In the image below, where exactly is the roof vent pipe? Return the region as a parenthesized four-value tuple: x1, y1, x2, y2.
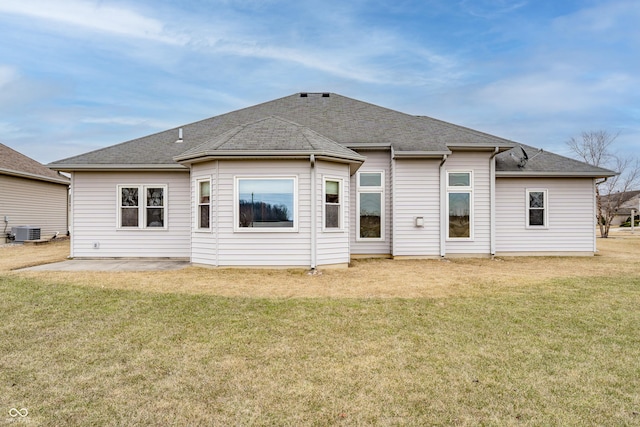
(176, 127, 183, 143)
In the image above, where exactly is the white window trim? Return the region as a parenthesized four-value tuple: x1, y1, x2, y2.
(116, 184, 168, 230)
(233, 176, 298, 233)
(356, 170, 385, 241)
(195, 177, 212, 232)
(446, 171, 474, 241)
(322, 176, 344, 232)
(526, 188, 549, 229)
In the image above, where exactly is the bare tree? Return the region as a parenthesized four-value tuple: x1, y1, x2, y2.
(567, 130, 640, 237)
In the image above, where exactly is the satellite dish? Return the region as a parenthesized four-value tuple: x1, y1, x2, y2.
(508, 145, 529, 169)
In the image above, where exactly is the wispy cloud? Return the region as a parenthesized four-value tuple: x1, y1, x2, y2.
(0, 0, 186, 44)
(81, 116, 171, 129)
(0, 66, 18, 88)
(0, 0, 460, 87)
(459, 0, 528, 19)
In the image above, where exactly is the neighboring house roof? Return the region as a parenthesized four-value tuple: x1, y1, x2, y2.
(600, 190, 640, 216)
(0, 143, 70, 185)
(48, 92, 615, 178)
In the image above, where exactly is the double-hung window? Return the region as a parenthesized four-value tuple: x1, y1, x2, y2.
(118, 185, 167, 229)
(324, 178, 343, 230)
(447, 171, 473, 239)
(235, 177, 297, 231)
(197, 179, 211, 230)
(356, 171, 384, 240)
(526, 189, 548, 228)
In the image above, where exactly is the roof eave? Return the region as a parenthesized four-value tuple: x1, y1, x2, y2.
(447, 142, 515, 152)
(496, 170, 618, 178)
(49, 163, 189, 172)
(393, 150, 452, 159)
(345, 142, 392, 150)
(1, 167, 70, 185)
(174, 150, 366, 164)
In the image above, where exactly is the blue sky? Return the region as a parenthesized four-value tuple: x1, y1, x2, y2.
(0, 0, 638, 164)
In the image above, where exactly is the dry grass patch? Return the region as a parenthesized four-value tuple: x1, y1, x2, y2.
(1, 235, 640, 425)
(1, 274, 639, 425)
(0, 239, 69, 271)
(5, 234, 640, 298)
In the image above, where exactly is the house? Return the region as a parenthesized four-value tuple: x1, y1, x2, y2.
(48, 93, 615, 267)
(600, 190, 640, 226)
(1, 143, 70, 242)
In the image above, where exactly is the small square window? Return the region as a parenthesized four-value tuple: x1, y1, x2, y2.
(359, 172, 382, 187)
(448, 172, 470, 187)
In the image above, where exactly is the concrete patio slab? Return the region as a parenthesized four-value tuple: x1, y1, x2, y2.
(18, 260, 190, 272)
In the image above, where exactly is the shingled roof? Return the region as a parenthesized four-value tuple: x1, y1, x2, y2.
(48, 92, 615, 177)
(0, 143, 69, 184)
(176, 116, 365, 163)
(495, 144, 616, 177)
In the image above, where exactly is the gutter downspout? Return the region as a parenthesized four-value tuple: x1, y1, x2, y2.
(391, 146, 396, 257)
(439, 154, 448, 257)
(69, 172, 75, 258)
(215, 160, 219, 267)
(310, 154, 317, 269)
(490, 147, 499, 256)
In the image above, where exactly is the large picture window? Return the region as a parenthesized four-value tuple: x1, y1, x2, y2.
(236, 177, 296, 231)
(324, 178, 343, 230)
(357, 171, 384, 240)
(118, 185, 167, 229)
(447, 171, 473, 239)
(527, 189, 548, 228)
(197, 179, 211, 230)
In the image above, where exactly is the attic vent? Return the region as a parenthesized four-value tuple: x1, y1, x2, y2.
(322, 93, 330, 97)
(300, 93, 308, 97)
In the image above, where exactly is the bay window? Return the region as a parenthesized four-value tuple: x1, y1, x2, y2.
(324, 178, 343, 230)
(235, 177, 297, 231)
(197, 179, 211, 230)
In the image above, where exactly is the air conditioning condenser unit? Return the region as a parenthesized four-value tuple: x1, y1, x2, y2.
(11, 226, 41, 242)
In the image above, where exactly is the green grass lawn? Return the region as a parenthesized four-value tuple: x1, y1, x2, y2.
(1, 274, 639, 426)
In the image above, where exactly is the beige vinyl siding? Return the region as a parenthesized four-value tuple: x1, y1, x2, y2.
(495, 178, 596, 253)
(71, 171, 191, 258)
(350, 150, 392, 255)
(190, 162, 217, 266)
(190, 159, 350, 267)
(316, 161, 351, 266)
(392, 159, 440, 256)
(0, 175, 68, 238)
(215, 160, 312, 267)
(445, 152, 491, 255)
